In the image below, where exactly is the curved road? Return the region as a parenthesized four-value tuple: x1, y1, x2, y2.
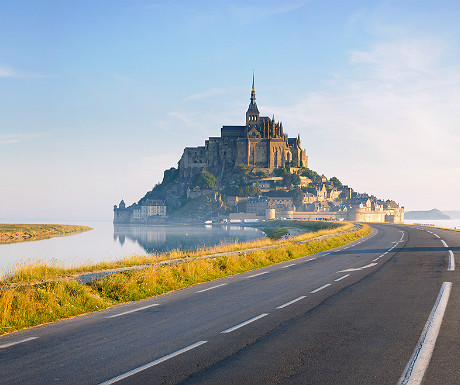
(0, 223, 458, 385)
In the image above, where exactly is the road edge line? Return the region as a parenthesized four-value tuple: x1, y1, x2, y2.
(398, 281, 453, 385)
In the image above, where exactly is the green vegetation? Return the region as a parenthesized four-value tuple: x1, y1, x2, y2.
(0, 221, 370, 335)
(194, 171, 216, 189)
(0, 224, 92, 244)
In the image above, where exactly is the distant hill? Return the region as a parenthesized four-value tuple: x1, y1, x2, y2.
(405, 209, 450, 220)
(442, 210, 460, 219)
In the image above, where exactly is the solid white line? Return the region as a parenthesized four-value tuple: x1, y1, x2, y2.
(221, 313, 268, 333)
(334, 274, 350, 282)
(398, 282, 452, 385)
(448, 250, 455, 271)
(0, 337, 38, 349)
(310, 283, 331, 293)
(373, 255, 384, 262)
(246, 271, 268, 279)
(98, 340, 208, 385)
(281, 263, 296, 269)
(276, 296, 306, 309)
(197, 283, 227, 293)
(106, 304, 159, 318)
(440, 239, 448, 248)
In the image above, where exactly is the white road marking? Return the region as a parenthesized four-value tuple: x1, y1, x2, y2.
(305, 257, 316, 262)
(106, 304, 159, 318)
(0, 337, 38, 349)
(440, 239, 448, 248)
(334, 274, 350, 282)
(310, 283, 331, 293)
(448, 250, 455, 271)
(338, 262, 377, 273)
(197, 283, 227, 293)
(221, 313, 268, 334)
(322, 253, 330, 256)
(276, 296, 306, 309)
(281, 263, 296, 269)
(373, 255, 384, 262)
(98, 340, 208, 385)
(433, 233, 440, 238)
(398, 282, 452, 385)
(246, 271, 268, 279)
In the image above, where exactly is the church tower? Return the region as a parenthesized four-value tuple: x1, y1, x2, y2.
(246, 71, 260, 126)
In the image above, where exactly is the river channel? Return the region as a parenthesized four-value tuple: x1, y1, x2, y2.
(0, 221, 264, 272)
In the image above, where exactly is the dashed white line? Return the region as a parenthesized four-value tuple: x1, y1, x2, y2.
(448, 250, 455, 271)
(334, 274, 350, 282)
(305, 257, 316, 262)
(246, 271, 268, 279)
(398, 282, 452, 385)
(197, 283, 227, 293)
(98, 340, 208, 385)
(0, 337, 38, 349)
(440, 239, 448, 248)
(276, 296, 306, 309)
(322, 253, 330, 256)
(221, 313, 268, 333)
(106, 304, 159, 318)
(433, 233, 440, 238)
(338, 262, 377, 273)
(281, 263, 296, 269)
(310, 283, 331, 293)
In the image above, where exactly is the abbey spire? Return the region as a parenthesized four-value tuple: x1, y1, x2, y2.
(246, 70, 260, 125)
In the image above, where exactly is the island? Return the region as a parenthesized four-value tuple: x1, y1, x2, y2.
(114, 74, 404, 224)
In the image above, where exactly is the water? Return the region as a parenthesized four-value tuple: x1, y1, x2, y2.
(0, 221, 264, 271)
(404, 218, 460, 230)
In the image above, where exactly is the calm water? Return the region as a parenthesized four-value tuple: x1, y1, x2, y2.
(404, 218, 460, 229)
(0, 221, 264, 271)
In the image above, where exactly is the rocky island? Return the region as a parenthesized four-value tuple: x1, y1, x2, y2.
(114, 75, 404, 224)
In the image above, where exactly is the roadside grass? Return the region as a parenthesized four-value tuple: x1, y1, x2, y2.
(0, 224, 92, 244)
(0, 280, 111, 335)
(0, 223, 370, 335)
(1, 221, 351, 285)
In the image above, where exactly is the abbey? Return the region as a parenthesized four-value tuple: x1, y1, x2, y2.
(179, 74, 307, 178)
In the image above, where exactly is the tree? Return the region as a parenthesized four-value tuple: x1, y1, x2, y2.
(291, 187, 304, 208)
(330, 176, 343, 189)
(291, 173, 301, 186)
(282, 173, 293, 188)
(195, 171, 216, 189)
(306, 182, 316, 195)
(300, 168, 319, 181)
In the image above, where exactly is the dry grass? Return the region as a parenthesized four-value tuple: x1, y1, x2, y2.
(0, 224, 92, 244)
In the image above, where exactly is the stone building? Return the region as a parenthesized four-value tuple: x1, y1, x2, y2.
(179, 73, 308, 178)
(113, 199, 166, 223)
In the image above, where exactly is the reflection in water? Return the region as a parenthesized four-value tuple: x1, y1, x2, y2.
(113, 224, 263, 253)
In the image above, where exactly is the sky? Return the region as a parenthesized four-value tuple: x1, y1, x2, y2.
(1, 0, 459, 222)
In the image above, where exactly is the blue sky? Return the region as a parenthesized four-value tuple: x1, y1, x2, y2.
(1, 0, 459, 221)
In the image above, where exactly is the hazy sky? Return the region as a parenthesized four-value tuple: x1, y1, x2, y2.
(1, 0, 459, 221)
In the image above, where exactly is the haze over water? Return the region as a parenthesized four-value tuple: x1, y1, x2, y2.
(0, 222, 264, 272)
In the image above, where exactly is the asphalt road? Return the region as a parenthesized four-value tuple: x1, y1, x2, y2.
(0, 223, 458, 385)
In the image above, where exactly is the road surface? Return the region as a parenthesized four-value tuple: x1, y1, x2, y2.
(0, 223, 458, 385)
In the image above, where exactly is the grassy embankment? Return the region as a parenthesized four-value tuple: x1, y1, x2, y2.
(0, 224, 92, 244)
(0, 221, 370, 335)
